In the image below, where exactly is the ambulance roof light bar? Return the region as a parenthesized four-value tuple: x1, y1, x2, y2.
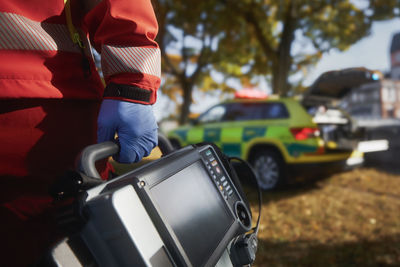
(234, 89, 268, 99)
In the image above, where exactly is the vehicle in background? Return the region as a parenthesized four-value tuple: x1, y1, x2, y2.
(167, 91, 364, 190)
(302, 67, 389, 156)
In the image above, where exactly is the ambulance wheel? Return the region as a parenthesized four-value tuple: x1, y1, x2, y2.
(250, 150, 285, 190)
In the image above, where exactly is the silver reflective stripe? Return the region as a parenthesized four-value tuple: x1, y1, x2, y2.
(0, 12, 80, 53)
(101, 45, 161, 78)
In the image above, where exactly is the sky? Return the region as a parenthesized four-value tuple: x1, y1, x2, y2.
(154, 17, 400, 121)
(304, 18, 400, 85)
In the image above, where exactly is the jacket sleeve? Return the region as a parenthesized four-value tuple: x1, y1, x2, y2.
(82, 0, 161, 104)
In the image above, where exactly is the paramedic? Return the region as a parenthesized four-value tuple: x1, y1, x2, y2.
(0, 0, 160, 265)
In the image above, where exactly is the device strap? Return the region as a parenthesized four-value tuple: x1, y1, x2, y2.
(64, 0, 84, 48)
(64, 0, 93, 76)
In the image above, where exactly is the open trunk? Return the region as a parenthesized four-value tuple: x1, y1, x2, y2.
(302, 68, 381, 152)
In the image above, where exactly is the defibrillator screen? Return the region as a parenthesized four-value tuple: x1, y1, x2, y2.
(150, 160, 234, 267)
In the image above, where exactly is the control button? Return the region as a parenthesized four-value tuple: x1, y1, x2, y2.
(225, 185, 231, 191)
(220, 176, 226, 182)
(213, 175, 217, 180)
(219, 185, 224, 191)
(222, 181, 228, 187)
(210, 170, 214, 175)
(228, 190, 233, 196)
(205, 150, 212, 156)
(206, 164, 211, 170)
(209, 157, 215, 162)
(215, 166, 221, 174)
(211, 160, 218, 167)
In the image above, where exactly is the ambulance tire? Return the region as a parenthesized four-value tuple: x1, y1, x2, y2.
(250, 150, 286, 190)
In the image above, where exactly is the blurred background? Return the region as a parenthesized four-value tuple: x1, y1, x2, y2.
(148, 0, 400, 266)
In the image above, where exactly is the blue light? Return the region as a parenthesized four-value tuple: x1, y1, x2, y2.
(372, 73, 380, 80)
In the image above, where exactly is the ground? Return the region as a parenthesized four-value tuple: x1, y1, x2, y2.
(246, 160, 400, 267)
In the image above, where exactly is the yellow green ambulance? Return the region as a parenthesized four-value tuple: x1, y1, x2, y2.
(167, 95, 362, 190)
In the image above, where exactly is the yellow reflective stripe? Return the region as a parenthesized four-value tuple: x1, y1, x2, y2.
(220, 127, 243, 143)
(102, 45, 161, 78)
(186, 128, 203, 144)
(265, 126, 289, 137)
(0, 12, 79, 52)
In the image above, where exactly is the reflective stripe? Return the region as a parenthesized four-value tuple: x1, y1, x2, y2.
(101, 45, 161, 78)
(0, 12, 79, 53)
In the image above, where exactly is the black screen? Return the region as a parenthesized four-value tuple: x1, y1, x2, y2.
(150, 160, 234, 266)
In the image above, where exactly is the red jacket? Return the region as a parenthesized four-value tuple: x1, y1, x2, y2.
(0, 2, 160, 265)
(0, 0, 160, 104)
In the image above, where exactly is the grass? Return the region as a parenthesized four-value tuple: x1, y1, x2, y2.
(245, 167, 400, 266)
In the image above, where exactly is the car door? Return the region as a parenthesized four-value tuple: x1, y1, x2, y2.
(185, 104, 227, 146)
(185, 103, 252, 156)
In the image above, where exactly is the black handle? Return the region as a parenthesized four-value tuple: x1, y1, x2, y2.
(157, 132, 174, 155)
(77, 133, 174, 179)
(77, 141, 120, 179)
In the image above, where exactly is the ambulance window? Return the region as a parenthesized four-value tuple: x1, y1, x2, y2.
(222, 102, 289, 121)
(198, 105, 226, 123)
(264, 103, 289, 119)
(223, 103, 257, 121)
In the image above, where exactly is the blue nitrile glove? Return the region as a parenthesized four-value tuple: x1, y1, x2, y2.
(97, 99, 158, 163)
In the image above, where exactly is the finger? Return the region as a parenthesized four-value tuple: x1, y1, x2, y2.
(97, 100, 118, 143)
(136, 128, 158, 158)
(116, 133, 139, 163)
(116, 129, 158, 163)
(97, 124, 117, 143)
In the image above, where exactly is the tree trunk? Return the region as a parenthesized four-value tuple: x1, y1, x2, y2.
(272, 1, 296, 96)
(179, 82, 193, 125)
(272, 50, 292, 96)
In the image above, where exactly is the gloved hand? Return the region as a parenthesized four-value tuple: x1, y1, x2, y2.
(97, 99, 158, 163)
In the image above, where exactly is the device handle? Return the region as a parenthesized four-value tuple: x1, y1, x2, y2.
(77, 133, 174, 179)
(157, 132, 175, 155)
(77, 141, 120, 179)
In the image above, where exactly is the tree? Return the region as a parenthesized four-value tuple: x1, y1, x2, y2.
(220, 0, 386, 96)
(153, 0, 400, 123)
(152, 0, 235, 125)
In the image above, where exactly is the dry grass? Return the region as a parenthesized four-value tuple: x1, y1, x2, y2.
(246, 167, 400, 267)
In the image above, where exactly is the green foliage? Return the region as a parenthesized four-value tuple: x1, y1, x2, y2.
(153, 0, 399, 122)
(153, 0, 239, 124)
(368, 0, 400, 20)
(220, 0, 380, 95)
